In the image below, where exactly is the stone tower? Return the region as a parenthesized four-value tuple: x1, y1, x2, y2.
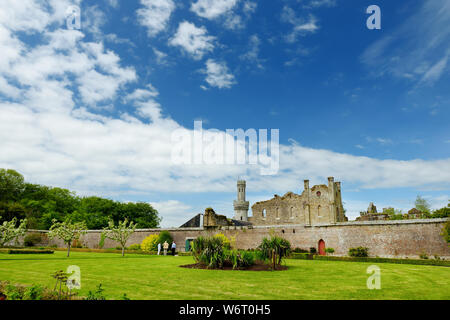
(233, 180, 249, 221)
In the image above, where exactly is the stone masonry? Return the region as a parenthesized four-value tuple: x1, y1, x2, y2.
(249, 177, 347, 226)
(29, 218, 449, 259)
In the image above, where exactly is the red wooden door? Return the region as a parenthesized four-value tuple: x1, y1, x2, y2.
(318, 240, 326, 255)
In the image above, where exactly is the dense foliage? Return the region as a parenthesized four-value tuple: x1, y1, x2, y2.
(0, 169, 161, 229)
(141, 234, 160, 252)
(258, 235, 291, 268)
(0, 216, 27, 246)
(158, 230, 173, 246)
(191, 235, 254, 269)
(383, 198, 449, 220)
(23, 233, 42, 247)
(348, 247, 369, 257)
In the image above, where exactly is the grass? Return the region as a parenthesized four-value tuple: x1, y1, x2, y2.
(0, 251, 449, 300)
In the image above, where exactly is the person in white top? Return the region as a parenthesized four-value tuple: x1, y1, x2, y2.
(171, 241, 176, 256)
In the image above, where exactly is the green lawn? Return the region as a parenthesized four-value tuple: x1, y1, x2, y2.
(0, 251, 449, 300)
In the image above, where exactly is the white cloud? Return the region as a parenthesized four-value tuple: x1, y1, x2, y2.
(169, 21, 215, 60)
(243, 1, 257, 14)
(191, 0, 239, 19)
(151, 200, 195, 228)
(137, 0, 175, 37)
(240, 34, 264, 69)
(421, 55, 448, 84)
(153, 48, 168, 65)
(361, 0, 450, 85)
(304, 0, 337, 9)
(202, 59, 236, 89)
(106, 0, 119, 8)
(191, 0, 255, 30)
(281, 6, 319, 43)
(0, 0, 450, 220)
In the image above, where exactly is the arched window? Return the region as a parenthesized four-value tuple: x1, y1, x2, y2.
(276, 207, 280, 219)
(290, 207, 294, 218)
(262, 209, 266, 218)
(318, 205, 321, 217)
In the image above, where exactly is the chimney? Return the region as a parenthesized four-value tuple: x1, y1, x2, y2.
(304, 179, 309, 192)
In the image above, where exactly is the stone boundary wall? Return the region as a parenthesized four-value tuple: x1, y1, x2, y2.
(25, 218, 449, 259)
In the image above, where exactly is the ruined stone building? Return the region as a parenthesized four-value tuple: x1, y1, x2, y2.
(234, 177, 347, 226)
(356, 202, 389, 221)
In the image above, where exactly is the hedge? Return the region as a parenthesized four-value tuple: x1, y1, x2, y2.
(0, 248, 54, 254)
(289, 253, 449, 267)
(313, 255, 449, 266)
(49, 247, 159, 255)
(290, 253, 314, 260)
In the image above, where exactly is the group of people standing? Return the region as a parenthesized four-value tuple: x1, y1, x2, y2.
(157, 240, 176, 256)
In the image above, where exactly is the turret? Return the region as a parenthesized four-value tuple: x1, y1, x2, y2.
(233, 180, 249, 221)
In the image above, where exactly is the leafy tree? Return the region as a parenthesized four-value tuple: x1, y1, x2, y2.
(0, 216, 27, 247)
(0, 168, 161, 230)
(383, 207, 402, 215)
(431, 201, 450, 218)
(0, 169, 25, 201)
(415, 195, 431, 214)
(48, 219, 87, 257)
(382, 207, 405, 220)
(157, 230, 173, 246)
(0, 202, 28, 223)
(102, 219, 137, 257)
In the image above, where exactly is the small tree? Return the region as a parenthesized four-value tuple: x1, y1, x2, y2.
(48, 219, 87, 257)
(258, 235, 291, 269)
(0, 216, 27, 247)
(102, 219, 137, 257)
(415, 195, 431, 215)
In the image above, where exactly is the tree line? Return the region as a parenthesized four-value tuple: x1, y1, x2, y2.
(0, 169, 161, 230)
(381, 195, 449, 220)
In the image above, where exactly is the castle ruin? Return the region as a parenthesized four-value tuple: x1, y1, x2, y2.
(234, 177, 347, 226)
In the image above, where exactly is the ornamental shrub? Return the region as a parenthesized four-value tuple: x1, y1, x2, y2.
(141, 234, 159, 252)
(348, 247, 369, 257)
(158, 231, 173, 245)
(214, 233, 231, 249)
(325, 247, 335, 254)
(23, 233, 42, 247)
(419, 252, 429, 259)
(192, 236, 225, 268)
(292, 247, 309, 253)
(258, 235, 291, 268)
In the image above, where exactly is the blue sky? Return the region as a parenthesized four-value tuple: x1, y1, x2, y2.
(0, 0, 449, 227)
